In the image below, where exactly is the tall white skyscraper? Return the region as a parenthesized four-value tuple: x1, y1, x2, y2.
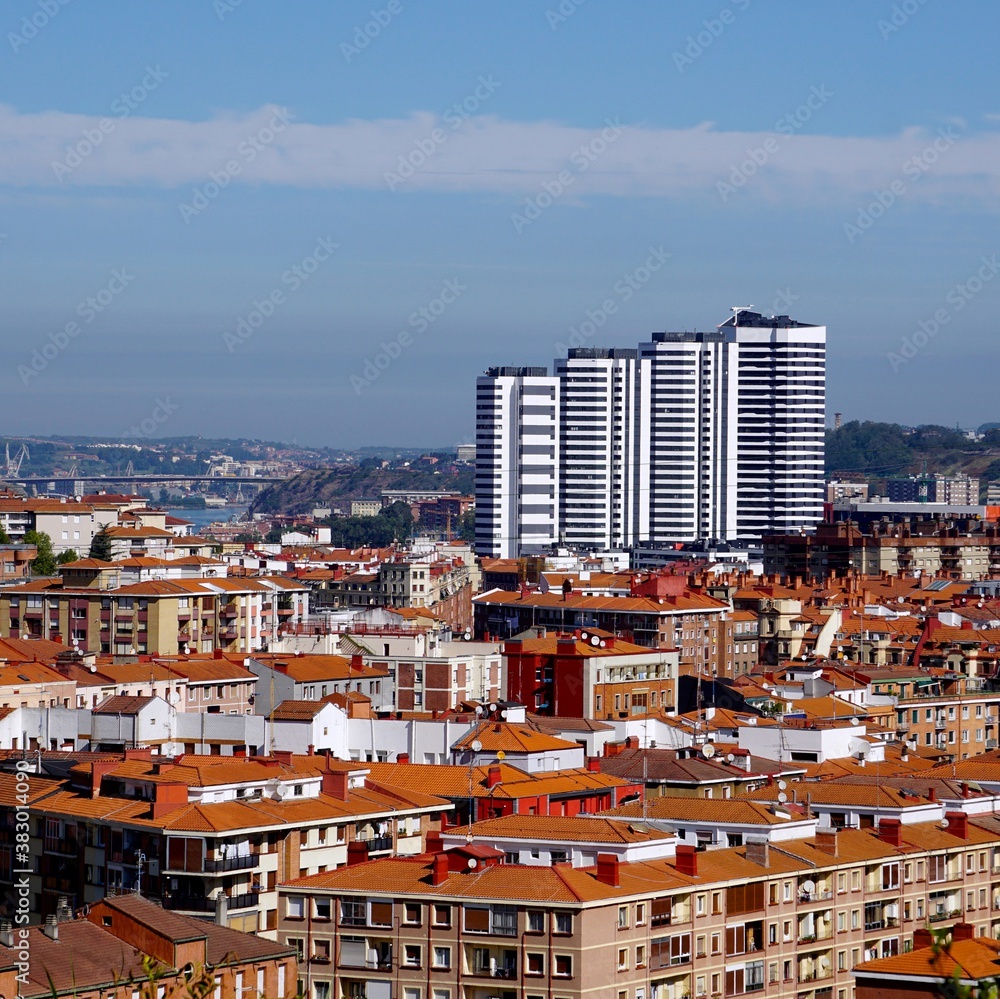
(475, 367, 560, 559)
(555, 348, 648, 550)
(475, 310, 826, 557)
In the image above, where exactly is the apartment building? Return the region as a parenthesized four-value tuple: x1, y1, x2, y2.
(475, 367, 561, 559)
(474, 585, 730, 663)
(503, 631, 680, 719)
(554, 348, 648, 550)
(887, 474, 980, 506)
(4, 893, 297, 999)
(475, 310, 826, 557)
(0, 496, 115, 555)
(0, 570, 309, 655)
(274, 812, 1000, 999)
(1, 749, 451, 932)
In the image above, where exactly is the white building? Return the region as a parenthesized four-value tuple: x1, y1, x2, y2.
(475, 310, 826, 556)
(474, 366, 560, 559)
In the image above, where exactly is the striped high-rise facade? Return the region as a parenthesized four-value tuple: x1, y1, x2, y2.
(475, 310, 826, 558)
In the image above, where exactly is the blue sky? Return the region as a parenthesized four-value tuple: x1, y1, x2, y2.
(4, 0, 1000, 446)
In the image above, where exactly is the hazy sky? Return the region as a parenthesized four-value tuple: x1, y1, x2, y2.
(4, 1, 1000, 447)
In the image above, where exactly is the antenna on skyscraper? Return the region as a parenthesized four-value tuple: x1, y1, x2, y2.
(731, 306, 754, 322)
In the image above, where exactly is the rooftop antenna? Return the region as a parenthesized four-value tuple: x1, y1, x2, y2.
(731, 306, 754, 323)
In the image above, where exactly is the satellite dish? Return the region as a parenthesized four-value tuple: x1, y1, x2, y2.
(591, 636, 600, 646)
(489, 703, 497, 713)
(850, 717, 860, 726)
(470, 740, 483, 753)
(777, 792, 788, 803)
(701, 743, 716, 759)
(939, 818, 950, 829)
(496, 751, 506, 761)
(802, 879, 816, 894)
(599, 640, 607, 648)
(726, 753, 735, 763)
(475, 705, 484, 717)
(467, 857, 478, 869)
(777, 780, 787, 791)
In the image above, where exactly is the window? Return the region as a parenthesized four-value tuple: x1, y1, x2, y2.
(837, 873, 846, 893)
(837, 911, 846, 932)
(404, 902, 421, 925)
(433, 904, 451, 927)
(636, 945, 646, 968)
(286, 896, 304, 919)
(312, 940, 330, 964)
(526, 953, 544, 976)
(636, 903, 646, 925)
(526, 911, 544, 933)
(432, 947, 450, 970)
(618, 947, 629, 970)
(404, 945, 421, 968)
(851, 871, 861, 891)
(554, 912, 572, 935)
(929, 855, 947, 884)
(651, 898, 672, 927)
(696, 894, 706, 916)
(554, 955, 572, 978)
(882, 863, 900, 890)
(618, 906, 629, 929)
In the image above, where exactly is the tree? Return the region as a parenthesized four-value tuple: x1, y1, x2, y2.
(56, 549, 79, 565)
(89, 525, 114, 561)
(457, 507, 476, 543)
(22, 530, 57, 576)
(0, 523, 10, 545)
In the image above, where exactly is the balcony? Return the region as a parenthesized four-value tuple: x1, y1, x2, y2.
(220, 605, 238, 619)
(366, 836, 393, 854)
(162, 891, 259, 912)
(470, 963, 517, 980)
(203, 853, 257, 873)
(799, 889, 833, 903)
(935, 720, 947, 731)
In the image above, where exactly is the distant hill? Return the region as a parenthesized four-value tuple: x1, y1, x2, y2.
(826, 421, 1000, 497)
(251, 464, 475, 517)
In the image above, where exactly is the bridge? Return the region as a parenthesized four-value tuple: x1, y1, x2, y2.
(4, 474, 286, 487)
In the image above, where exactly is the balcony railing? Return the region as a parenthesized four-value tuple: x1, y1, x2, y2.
(203, 854, 257, 873)
(366, 836, 393, 853)
(471, 965, 517, 980)
(162, 892, 259, 912)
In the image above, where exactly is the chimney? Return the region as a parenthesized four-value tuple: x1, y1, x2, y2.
(587, 757, 601, 773)
(675, 844, 698, 876)
(946, 811, 969, 840)
(913, 927, 934, 950)
(430, 852, 449, 886)
(814, 829, 839, 857)
(347, 841, 369, 867)
(273, 750, 293, 765)
(745, 836, 769, 868)
(928, 786, 937, 802)
(350, 653, 365, 671)
(960, 782, 970, 799)
(90, 760, 117, 799)
(214, 893, 228, 926)
(625, 736, 639, 750)
(878, 818, 903, 849)
(0, 922, 12, 947)
(56, 897, 73, 923)
(952, 922, 975, 942)
(233, 747, 246, 758)
(425, 831, 443, 855)
(322, 771, 350, 801)
(152, 782, 188, 819)
(42, 916, 59, 941)
(398, 753, 410, 765)
(487, 765, 502, 789)
(213, 648, 224, 660)
(596, 853, 620, 887)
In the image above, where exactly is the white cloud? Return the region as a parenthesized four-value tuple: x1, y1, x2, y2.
(2, 103, 1000, 208)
